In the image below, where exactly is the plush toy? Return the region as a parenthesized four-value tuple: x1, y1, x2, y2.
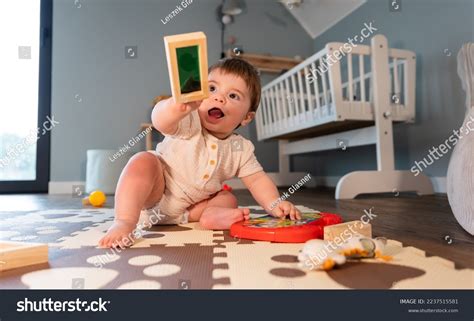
(340, 237, 392, 262)
(298, 239, 346, 271)
(298, 236, 392, 271)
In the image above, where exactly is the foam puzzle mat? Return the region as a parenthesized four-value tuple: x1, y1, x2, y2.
(0, 206, 472, 289)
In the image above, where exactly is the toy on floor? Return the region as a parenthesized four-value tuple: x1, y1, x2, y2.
(164, 32, 209, 103)
(82, 190, 107, 207)
(324, 220, 372, 240)
(298, 236, 392, 271)
(0, 241, 48, 272)
(230, 212, 342, 243)
(298, 239, 347, 270)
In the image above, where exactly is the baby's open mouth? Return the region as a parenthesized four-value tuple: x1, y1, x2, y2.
(208, 107, 225, 119)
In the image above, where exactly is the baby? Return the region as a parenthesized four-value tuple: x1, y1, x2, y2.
(99, 58, 301, 248)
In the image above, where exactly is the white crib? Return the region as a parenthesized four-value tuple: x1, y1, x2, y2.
(256, 34, 434, 199)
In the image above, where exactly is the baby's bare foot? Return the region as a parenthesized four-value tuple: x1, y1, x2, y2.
(98, 220, 137, 248)
(200, 207, 250, 230)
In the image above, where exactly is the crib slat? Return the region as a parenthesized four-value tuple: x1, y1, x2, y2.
(311, 62, 321, 119)
(269, 87, 278, 133)
(304, 66, 314, 120)
(290, 74, 300, 124)
(369, 77, 372, 103)
(399, 61, 404, 106)
(260, 90, 267, 136)
(359, 55, 366, 102)
(279, 81, 288, 128)
(265, 90, 275, 134)
(270, 86, 277, 130)
(262, 90, 270, 135)
(393, 58, 400, 104)
(405, 55, 416, 117)
(269, 90, 276, 133)
(266, 89, 274, 134)
(272, 86, 282, 131)
(297, 68, 307, 122)
(321, 60, 329, 115)
(277, 82, 288, 129)
(256, 101, 264, 139)
(348, 54, 353, 102)
(258, 91, 265, 136)
(284, 78, 295, 126)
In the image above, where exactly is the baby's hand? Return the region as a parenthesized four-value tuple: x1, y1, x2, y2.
(153, 97, 202, 135)
(271, 201, 302, 220)
(172, 98, 202, 114)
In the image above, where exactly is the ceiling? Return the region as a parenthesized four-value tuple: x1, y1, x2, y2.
(284, 0, 366, 39)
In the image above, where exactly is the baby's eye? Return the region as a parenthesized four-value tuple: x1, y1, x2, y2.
(229, 93, 240, 100)
(209, 85, 216, 92)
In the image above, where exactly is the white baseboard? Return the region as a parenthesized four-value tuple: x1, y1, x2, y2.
(49, 181, 85, 194)
(48, 176, 446, 194)
(429, 176, 447, 194)
(310, 175, 446, 194)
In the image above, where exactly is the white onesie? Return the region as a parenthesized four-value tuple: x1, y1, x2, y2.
(141, 109, 263, 224)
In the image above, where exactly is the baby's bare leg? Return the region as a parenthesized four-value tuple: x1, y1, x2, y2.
(99, 152, 165, 248)
(188, 190, 250, 230)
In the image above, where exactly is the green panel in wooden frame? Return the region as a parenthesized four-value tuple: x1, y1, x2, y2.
(164, 32, 209, 104)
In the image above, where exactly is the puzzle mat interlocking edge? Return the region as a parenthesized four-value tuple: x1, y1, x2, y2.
(0, 206, 472, 289)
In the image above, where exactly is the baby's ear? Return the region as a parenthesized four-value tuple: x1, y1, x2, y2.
(240, 111, 255, 127)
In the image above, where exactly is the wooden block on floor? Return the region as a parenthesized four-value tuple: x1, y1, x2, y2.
(0, 241, 48, 272)
(324, 221, 372, 241)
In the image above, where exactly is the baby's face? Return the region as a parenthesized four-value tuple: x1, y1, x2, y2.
(198, 69, 254, 139)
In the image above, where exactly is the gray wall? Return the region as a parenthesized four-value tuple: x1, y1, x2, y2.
(51, 0, 472, 183)
(292, 0, 474, 178)
(50, 0, 313, 181)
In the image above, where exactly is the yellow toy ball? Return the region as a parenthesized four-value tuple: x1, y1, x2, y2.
(88, 190, 106, 207)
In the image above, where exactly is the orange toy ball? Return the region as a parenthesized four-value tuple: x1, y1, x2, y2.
(89, 190, 106, 207)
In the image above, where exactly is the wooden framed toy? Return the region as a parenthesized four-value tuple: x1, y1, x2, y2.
(230, 212, 343, 243)
(0, 241, 48, 272)
(164, 32, 209, 104)
(324, 220, 372, 241)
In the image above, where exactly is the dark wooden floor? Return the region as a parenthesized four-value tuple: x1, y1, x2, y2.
(0, 188, 472, 269)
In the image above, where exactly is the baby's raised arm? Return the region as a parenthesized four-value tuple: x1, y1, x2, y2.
(151, 97, 201, 135)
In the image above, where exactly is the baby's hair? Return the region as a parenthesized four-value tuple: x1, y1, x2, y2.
(208, 58, 261, 113)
